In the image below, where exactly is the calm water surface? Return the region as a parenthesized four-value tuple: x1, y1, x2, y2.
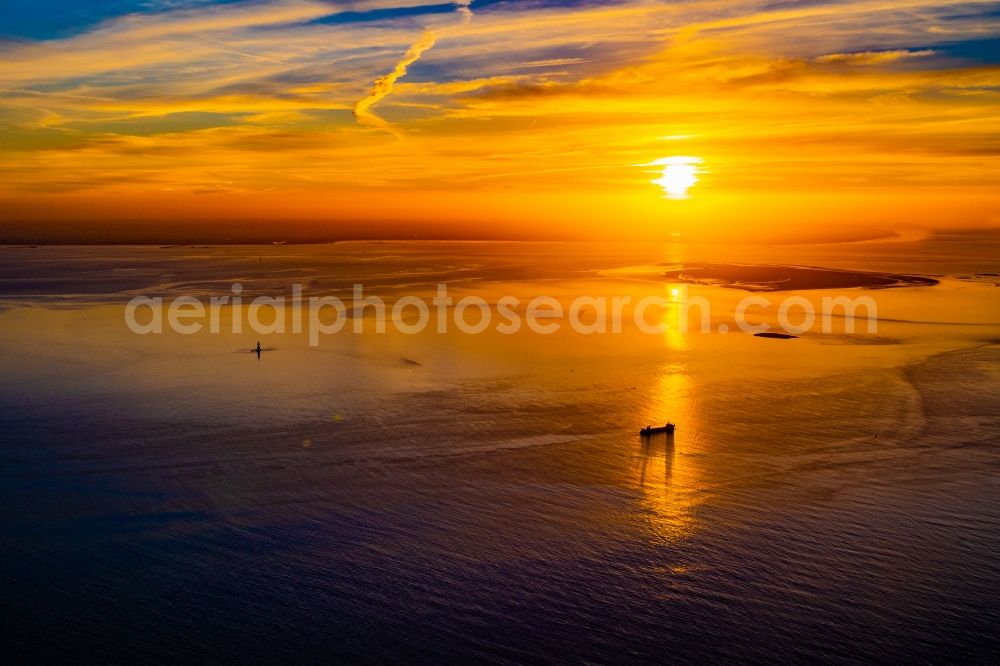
(1, 235, 999, 662)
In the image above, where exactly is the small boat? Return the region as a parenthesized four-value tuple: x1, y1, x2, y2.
(640, 423, 675, 436)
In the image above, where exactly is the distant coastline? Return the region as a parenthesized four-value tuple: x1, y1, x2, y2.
(0, 221, 942, 246)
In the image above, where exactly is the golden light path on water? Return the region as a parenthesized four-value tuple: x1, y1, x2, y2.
(630, 270, 704, 545)
(632, 368, 703, 547)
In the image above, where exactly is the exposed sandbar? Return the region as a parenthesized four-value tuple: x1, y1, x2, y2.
(755, 332, 799, 339)
(661, 263, 938, 291)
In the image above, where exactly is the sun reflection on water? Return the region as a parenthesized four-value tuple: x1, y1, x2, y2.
(630, 366, 704, 545)
(663, 283, 689, 351)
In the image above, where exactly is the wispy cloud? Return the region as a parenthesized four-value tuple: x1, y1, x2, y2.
(814, 49, 937, 65)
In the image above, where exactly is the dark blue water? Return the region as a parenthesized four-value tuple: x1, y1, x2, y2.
(1, 239, 999, 662)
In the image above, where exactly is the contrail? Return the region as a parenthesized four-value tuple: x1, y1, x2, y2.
(455, 0, 473, 24)
(353, 2, 474, 135)
(353, 29, 436, 134)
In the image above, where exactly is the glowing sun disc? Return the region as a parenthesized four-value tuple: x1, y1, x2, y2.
(648, 156, 703, 199)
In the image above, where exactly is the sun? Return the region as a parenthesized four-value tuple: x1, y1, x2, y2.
(656, 164, 698, 199)
(648, 156, 703, 199)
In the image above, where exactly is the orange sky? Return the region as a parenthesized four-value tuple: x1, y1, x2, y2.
(1, 0, 998, 239)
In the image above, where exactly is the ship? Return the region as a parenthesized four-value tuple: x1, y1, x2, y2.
(639, 422, 675, 436)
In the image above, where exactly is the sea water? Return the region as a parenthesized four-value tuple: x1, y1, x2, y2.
(1, 234, 998, 661)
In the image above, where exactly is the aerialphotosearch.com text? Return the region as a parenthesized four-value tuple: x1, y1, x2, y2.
(125, 283, 878, 345)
